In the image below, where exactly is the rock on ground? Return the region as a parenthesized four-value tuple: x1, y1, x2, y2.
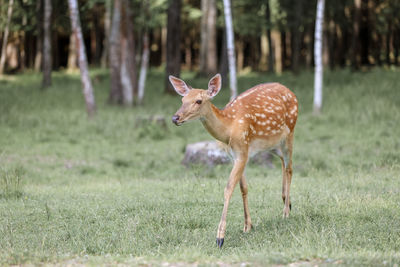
(182, 141, 274, 168)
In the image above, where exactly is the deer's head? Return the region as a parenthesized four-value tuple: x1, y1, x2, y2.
(170, 74, 222, 126)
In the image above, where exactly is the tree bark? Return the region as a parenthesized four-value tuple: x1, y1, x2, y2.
(265, 0, 274, 72)
(0, 0, 15, 75)
(42, 0, 52, 88)
(165, 0, 181, 94)
(219, 28, 228, 85)
(199, 0, 208, 74)
(109, 0, 123, 103)
(100, 0, 111, 68)
(291, 0, 302, 74)
(138, 31, 149, 105)
(313, 0, 325, 115)
(351, 0, 361, 70)
(120, 0, 137, 105)
(271, 30, 282, 74)
(34, 0, 43, 71)
(222, 0, 237, 99)
(67, 32, 78, 71)
(206, 0, 217, 74)
(68, 0, 96, 117)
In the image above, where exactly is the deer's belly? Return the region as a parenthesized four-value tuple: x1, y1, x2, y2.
(248, 128, 289, 156)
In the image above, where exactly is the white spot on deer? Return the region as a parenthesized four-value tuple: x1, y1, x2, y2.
(232, 109, 236, 112)
(272, 121, 277, 125)
(238, 119, 244, 124)
(267, 126, 271, 130)
(258, 131, 263, 135)
(282, 95, 287, 102)
(245, 114, 250, 118)
(260, 113, 266, 118)
(271, 130, 276, 134)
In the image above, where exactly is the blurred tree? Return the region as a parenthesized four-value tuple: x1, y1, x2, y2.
(100, 0, 111, 68)
(120, 0, 137, 105)
(0, 0, 14, 75)
(109, 0, 122, 103)
(138, 0, 150, 105)
(165, 0, 181, 93)
(34, 0, 43, 71)
(313, 0, 325, 115)
(67, 0, 96, 117)
(223, 0, 237, 99)
(199, 0, 217, 75)
(42, 0, 52, 88)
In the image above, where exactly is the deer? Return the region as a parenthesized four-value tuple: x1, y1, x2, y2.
(169, 74, 298, 248)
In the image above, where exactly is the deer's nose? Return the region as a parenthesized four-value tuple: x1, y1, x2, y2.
(172, 115, 180, 125)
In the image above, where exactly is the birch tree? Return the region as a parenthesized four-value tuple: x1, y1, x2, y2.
(42, 0, 52, 88)
(0, 0, 14, 75)
(313, 0, 325, 115)
(67, 0, 96, 117)
(222, 0, 237, 99)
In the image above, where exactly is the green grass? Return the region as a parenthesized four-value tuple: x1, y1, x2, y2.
(0, 68, 399, 266)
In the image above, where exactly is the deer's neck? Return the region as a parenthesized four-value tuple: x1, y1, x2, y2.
(201, 102, 231, 144)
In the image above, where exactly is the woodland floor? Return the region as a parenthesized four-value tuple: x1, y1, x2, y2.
(0, 68, 399, 266)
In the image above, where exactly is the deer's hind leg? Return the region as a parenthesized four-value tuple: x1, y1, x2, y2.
(240, 174, 252, 233)
(281, 132, 294, 218)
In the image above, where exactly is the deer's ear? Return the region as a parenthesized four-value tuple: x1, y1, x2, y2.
(169, 75, 191, 96)
(207, 74, 222, 98)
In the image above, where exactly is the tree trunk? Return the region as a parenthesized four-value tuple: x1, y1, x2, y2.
(351, 0, 361, 70)
(109, 0, 123, 104)
(68, 0, 96, 117)
(34, 0, 42, 71)
(0, 0, 15, 75)
(222, 0, 237, 99)
(313, 0, 325, 115)
(259, 31, 268, 71)
(265, 0, 274, 72)
(236, 38, 244, 72)
(67, 32, 78, 72)
(42, 0, 52, 88)
(184, 35, 192, 70)
(219, 28, 228, 85)
(161, 26, 167, 65)
(206, 0, 217, 74)
(165, 0, 181, 94)
(271, 30, 282, 74)
(100, 0, 111, 68)
(291, 0, 302, 74)
(199, 0, 208, 74)
(138, 31, 149, 105)
(120, 0, 137, 105)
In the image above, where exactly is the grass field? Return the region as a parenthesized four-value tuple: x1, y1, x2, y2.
(0, 68, 400, 266)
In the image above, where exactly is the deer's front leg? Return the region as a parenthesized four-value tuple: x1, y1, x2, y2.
(216, 153, 248, 248)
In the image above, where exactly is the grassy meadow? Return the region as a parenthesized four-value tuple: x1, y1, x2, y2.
(0, 68, 400, 266)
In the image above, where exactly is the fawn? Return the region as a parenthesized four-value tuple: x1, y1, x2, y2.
(170, 74, 298, 248)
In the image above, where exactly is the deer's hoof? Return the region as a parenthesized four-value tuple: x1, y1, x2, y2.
(243, 223, 252, 233)
(290, 203, 292, 210)
(216, 238, 224, 248)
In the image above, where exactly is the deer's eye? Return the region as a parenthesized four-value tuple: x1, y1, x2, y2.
(196, 100, 202, 105)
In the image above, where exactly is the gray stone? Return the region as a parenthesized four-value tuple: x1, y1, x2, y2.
(182, 141, 274, 168)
